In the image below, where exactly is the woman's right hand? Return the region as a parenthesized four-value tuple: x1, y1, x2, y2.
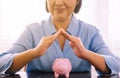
(6, 31, 61, 73)
(33, 30, 61, 58)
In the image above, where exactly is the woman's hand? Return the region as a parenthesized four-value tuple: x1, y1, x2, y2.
(61, 29, 111, 73)
(33, 28, 88, 58)
(61, 29, 87, 58)
(33, 30, 61, 58)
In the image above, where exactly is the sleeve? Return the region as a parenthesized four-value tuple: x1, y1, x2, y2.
(0, 52, 17, 74)
(89, 28, 120, 75)
(0, 25, 34, 74)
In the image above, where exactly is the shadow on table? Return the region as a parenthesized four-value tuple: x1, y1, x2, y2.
(0, 74, 20, 78)
(97, 74, 120, 78)
(0, 72, 119, 78)
(27, 72, 91, 78)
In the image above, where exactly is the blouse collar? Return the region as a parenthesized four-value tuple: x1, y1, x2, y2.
(47, 14, 80, 36)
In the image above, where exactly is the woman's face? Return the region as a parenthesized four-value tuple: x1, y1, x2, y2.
(46, 0, 78, 21)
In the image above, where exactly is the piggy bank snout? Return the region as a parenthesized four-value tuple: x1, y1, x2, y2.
(52, 58, 72, 77)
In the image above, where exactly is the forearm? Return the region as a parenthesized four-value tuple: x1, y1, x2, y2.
(83, 50, 110, 73)
(6, 49, 37, 73)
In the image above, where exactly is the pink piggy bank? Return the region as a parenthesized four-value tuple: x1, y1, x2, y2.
(52, 58, 72, 78)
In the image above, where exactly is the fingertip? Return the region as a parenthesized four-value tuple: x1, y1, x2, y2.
(61, 29, 66, 33)
(53, 30, 60, 38)
(61, 30, 70, 38)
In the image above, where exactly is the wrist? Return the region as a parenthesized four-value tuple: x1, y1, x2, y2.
(28, 49, 40, 59)
(80, 49, 90, 60)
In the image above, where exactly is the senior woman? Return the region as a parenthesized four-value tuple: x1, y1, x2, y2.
(0, 0, 120, 75)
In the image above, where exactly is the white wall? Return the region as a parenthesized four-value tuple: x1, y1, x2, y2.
(0, 0, 49, 51)
(108, 0, 120, 56)
(77, 0, 109, 41)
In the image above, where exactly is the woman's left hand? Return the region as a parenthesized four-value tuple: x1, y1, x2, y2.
(61, 29, 87, 59)
(61, 29, 111, 73)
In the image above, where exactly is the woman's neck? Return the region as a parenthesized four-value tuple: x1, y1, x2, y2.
(52, 16, 72, 31)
